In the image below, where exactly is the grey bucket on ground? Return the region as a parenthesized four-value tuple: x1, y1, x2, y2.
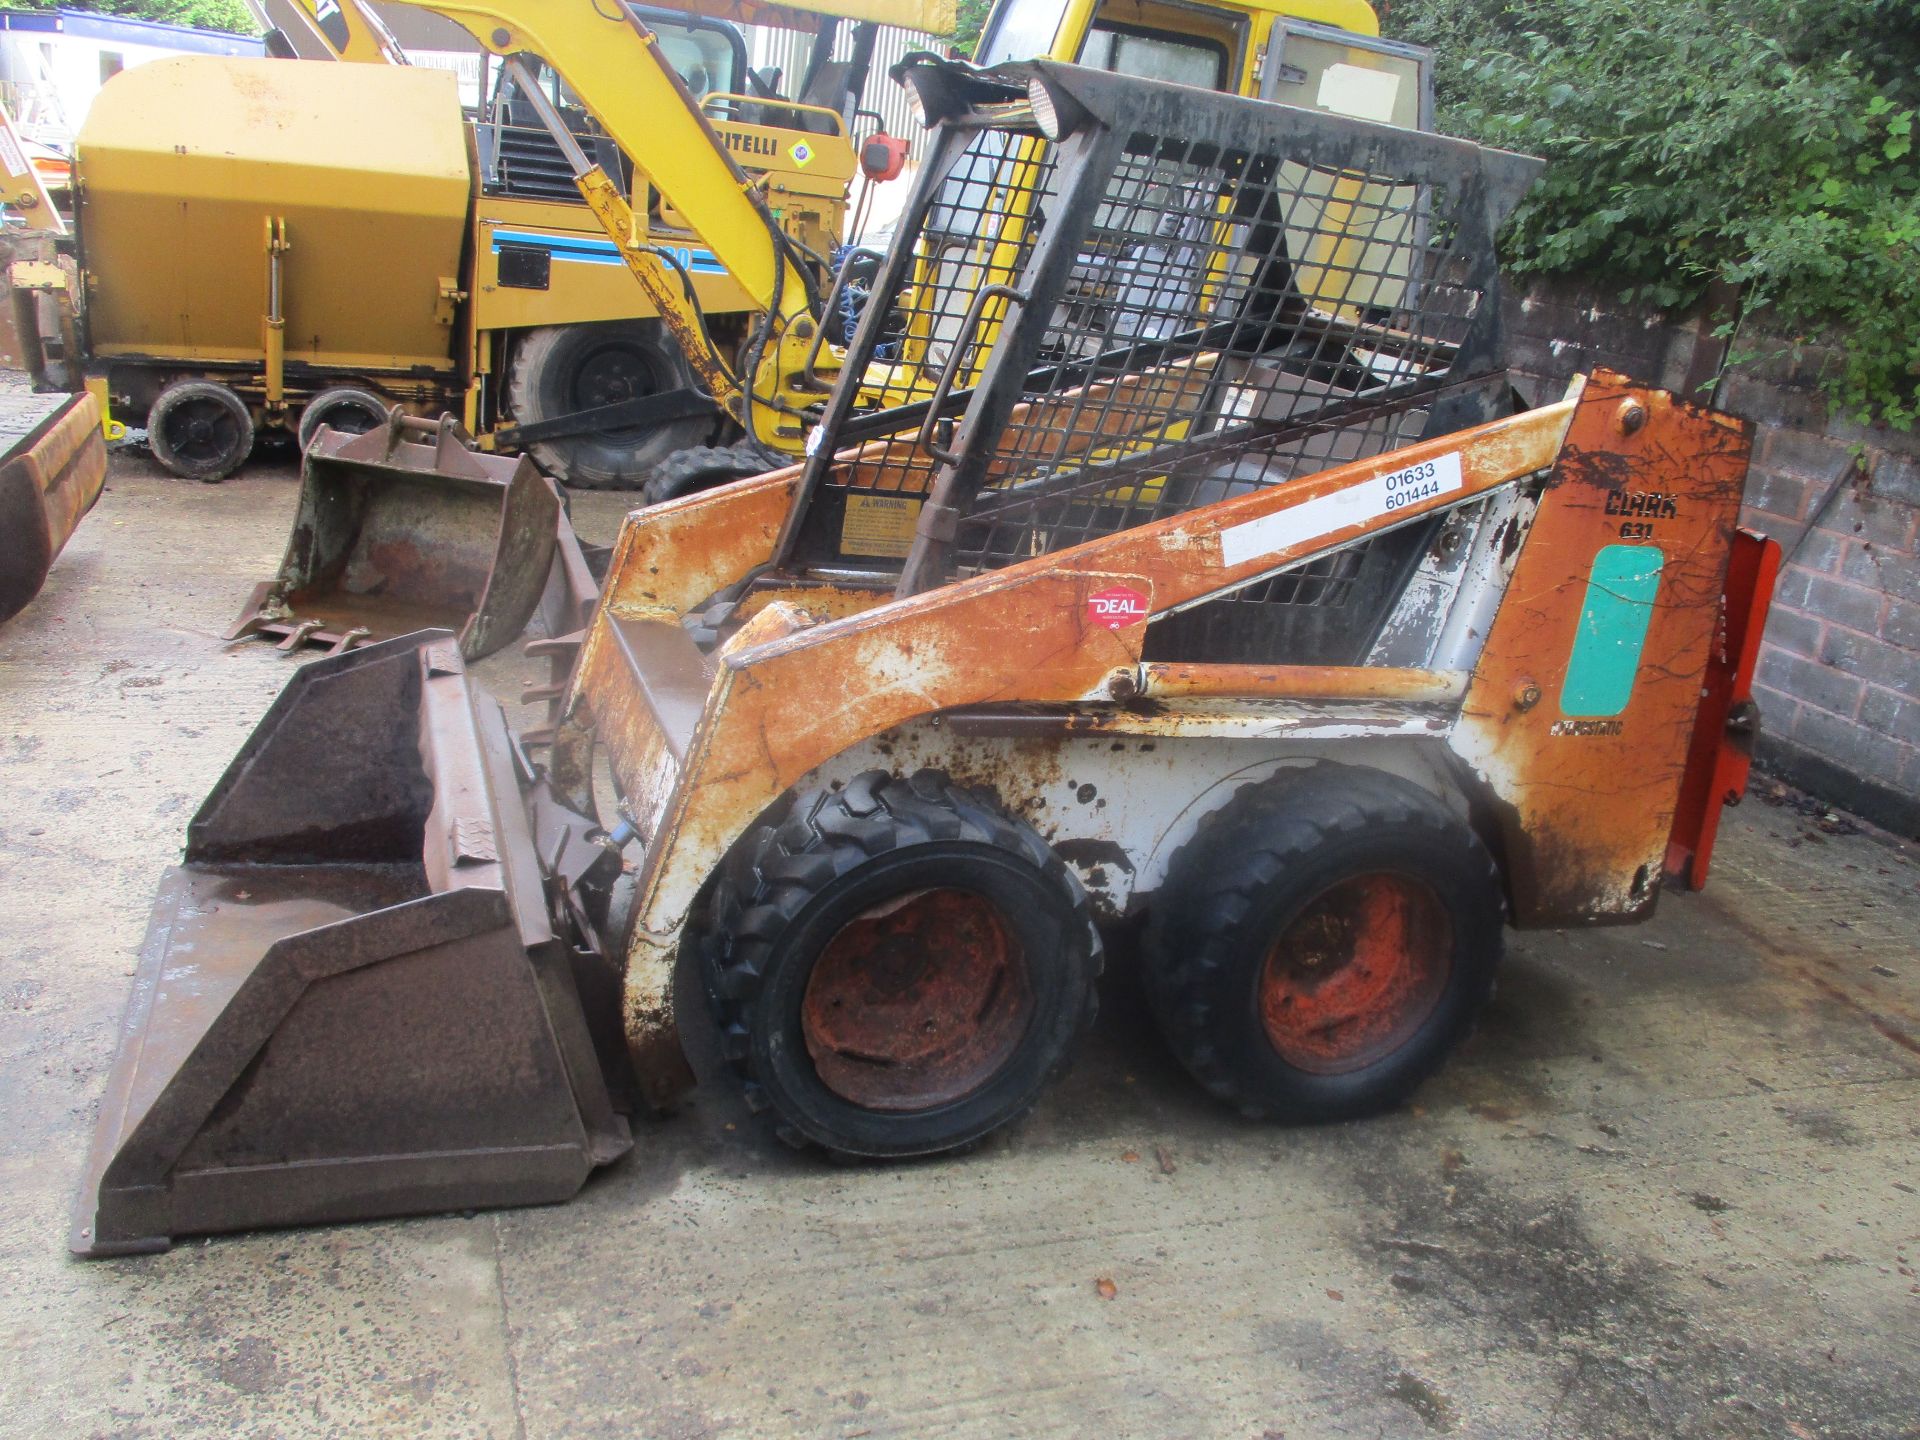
(1, 450, 1915, 1437)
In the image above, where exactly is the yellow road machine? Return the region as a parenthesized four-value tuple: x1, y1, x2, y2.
(30, 0, 949, 485)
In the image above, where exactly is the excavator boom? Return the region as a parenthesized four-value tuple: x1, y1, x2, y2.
(276, 0, 412, 63)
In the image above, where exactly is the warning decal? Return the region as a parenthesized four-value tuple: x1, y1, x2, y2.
(840, 494, 921, 558)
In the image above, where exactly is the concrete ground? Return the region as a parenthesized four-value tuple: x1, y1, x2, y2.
(3, 450, 1917, 1440)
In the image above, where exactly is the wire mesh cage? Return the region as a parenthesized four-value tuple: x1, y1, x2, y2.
(783, 59, 1539, 659)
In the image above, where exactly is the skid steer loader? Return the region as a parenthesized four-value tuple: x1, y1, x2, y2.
(74, 58, 1777, 1255)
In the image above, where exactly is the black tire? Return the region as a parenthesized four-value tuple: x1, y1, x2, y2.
(1143, 765, 1504, 1123)
(147, 379, 254, 482)
(706, 770, 1102, 1158)
(297, 386, 391, 450)
(506, 321, 710, 490)
(643, 438, 776, 506)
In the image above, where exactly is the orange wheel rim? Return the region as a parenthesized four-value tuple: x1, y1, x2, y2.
(802, 887, 1034, 1111)
(1258, 873, 1451, 1074)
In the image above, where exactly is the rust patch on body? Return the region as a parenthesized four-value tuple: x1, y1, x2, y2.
(1140, 662, 1464, 703)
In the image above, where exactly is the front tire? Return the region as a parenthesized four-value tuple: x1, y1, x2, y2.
(1143, 765, 1504, 1122)
(506, 321, 710, 490)
(643, 438, 777, 505)
(147, 379, 254, 482)
(706, 770, 1102, 1158)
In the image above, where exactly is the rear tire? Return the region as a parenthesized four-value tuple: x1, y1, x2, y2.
(147, 379, 254, 482)
(706, 770, 1102, 1158)
(506, 321, 710, 490)
(1143, 765, 1503, 1122)
(297, 386, 390, 450)
(643, 438, 777, 505)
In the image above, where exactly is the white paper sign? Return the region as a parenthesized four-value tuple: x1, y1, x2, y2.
(1219, 451, 1464, 569)
(1316, 64, 1403, 125)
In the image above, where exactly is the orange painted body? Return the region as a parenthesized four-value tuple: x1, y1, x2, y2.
(561, 372, 1762, 1100)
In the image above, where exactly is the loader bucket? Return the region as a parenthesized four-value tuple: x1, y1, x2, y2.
(72, 630, 633, 1257)
(228, 412, 560, 659)
(0, 389, 107, 624)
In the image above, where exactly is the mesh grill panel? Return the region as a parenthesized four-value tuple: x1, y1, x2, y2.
(784, 61, 1535, 663)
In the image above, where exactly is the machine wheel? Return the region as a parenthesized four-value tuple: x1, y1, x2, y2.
(506, 321, 710, 490)
(147, 379, 254, 482)
(643, 438, 778, 505)
(297, 387, 391, 450)
(1143, 766, 1504, 1122)
(706, 770, 1102, 1158)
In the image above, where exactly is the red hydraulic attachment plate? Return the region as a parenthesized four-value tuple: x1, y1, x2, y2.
(1665, 528, 1782, 890)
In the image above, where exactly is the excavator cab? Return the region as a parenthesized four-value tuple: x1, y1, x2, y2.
(977, 0, 1387, 85)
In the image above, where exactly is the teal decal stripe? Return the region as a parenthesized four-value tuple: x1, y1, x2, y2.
(1559, 544, 1665, 719)
(488, 229, 727, 276)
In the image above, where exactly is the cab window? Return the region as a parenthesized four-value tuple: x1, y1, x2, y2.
(629, 7, 747, 99)
(1079, 20, 1229, 89)
(649, 22, 742, 99)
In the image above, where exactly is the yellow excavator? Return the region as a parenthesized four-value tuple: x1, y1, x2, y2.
(405, 0, 1423, 498)
(48, 0, 1420, 491)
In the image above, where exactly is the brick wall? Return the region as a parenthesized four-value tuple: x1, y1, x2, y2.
(1502, 278, 1920, 837)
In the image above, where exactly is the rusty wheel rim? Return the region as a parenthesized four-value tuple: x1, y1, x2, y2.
(1258, 873, 1452, 1075)
(801, 887, 1035, 1112)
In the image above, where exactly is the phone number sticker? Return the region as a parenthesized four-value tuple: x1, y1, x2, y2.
(1218, 451, 1465, 568)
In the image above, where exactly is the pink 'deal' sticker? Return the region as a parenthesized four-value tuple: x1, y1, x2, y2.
(1087, 584, 1149, 629)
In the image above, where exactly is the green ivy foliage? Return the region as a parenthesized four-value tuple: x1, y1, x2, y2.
(951, 0, 995, 56)
(1387, 0, 1919, 427)
(5, 0, 258, 37)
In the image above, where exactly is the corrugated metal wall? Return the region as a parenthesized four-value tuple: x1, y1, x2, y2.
(743, 22, 927, 146)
